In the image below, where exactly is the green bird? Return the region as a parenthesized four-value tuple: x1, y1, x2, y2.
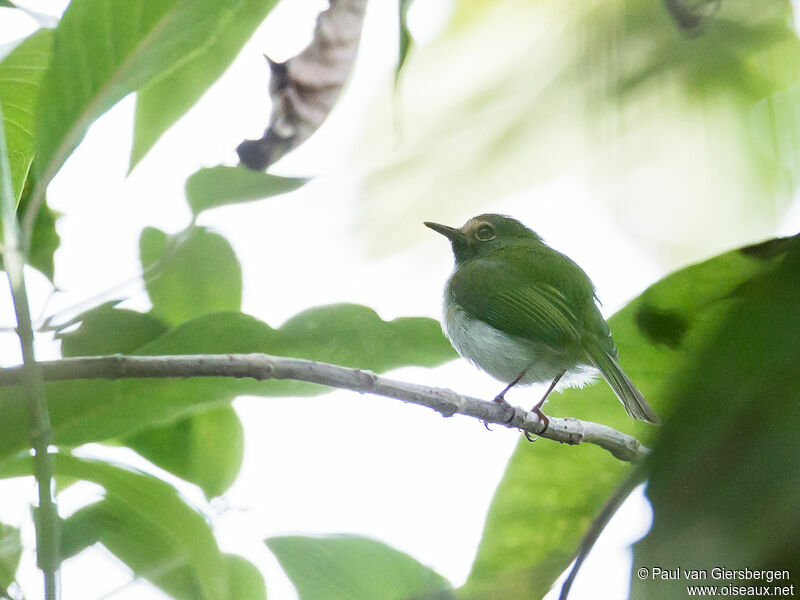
(425, 214, 660, 432)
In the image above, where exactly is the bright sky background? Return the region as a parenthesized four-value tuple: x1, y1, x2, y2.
(1, 1, 799, 600)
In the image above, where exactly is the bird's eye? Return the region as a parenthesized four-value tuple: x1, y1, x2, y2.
(476, 224, 495, 241)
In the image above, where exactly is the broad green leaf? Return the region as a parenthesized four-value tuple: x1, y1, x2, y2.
(267, 535, 451, 600)
(631, 237, 800, 599)
(57, 303, 242, 497)
(33, 0, 243, 188)
(4, 454, 228, 600)
(463, 236, 797, 598)
(124, 405, 244, 499)
(62, 499, 266, 600)
(0, 305, 456, 461)
(0, 29, 52, 203)
(57, 302, 168, 357)
(130, 0, 279, 169)
(185, 166, 307, 216)
(0, 522, 22, 592)
(140, 226, 242, 326)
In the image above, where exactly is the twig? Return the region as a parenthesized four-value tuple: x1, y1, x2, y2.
(35, 225, 194, 332)
(559, 462, 648, 599)
(0, 107, 59, 599)
(0, 354, 650, 462)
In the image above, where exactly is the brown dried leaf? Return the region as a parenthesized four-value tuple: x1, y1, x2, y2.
(237, 0, 368, 170)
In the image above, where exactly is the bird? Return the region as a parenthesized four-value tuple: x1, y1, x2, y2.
(425, 214, 660, 435)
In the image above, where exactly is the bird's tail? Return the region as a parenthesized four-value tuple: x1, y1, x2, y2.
(584, 338, 661, 424)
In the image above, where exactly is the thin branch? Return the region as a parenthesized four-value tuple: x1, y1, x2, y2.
(559, 462, 648, 599)
(0, 106, 59, 599)
(0, 354, 650, 462)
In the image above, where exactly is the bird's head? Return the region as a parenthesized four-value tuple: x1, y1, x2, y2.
(424, 214, 541, 263)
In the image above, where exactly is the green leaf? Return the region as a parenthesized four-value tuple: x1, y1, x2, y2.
(27, 196, 59, 280)
(0, 521, 22, 592)
(62, 499, 266, 599)
(0, 171, 62, 281)
(631, 236, 800, 598)
(57, 302, 168, 357)
(6, 454, 228, 600)
(140, 226, 242, 326)
(225, 553, 267, 600)
(185, 166, 307, 216)
(33, 0, 243, 188)
(123, 405, 244, 499)
(130, 0, 279, 169)
(463, 235, 797, 598)
(0, 305, 456, 462)
(56, 303, 241, 497)
(0, 29, 52, 203)
(267, 535, 451, 600)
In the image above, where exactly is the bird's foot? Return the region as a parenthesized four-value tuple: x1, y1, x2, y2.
(483, 394, 516, 430)
(524, 407, 550, 442)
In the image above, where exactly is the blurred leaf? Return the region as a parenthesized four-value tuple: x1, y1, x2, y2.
(124, 405, 244, 499)
(27, 196, 59, 280)
(662, 0, 721, 31)
(267, 534, 451, 600)
(0, 172, 61, 281)
(140, 226, 242, 326)
(226, 553, 267, 600)
(0, 522, 21, 592)
(33, 0, 243, 188)
(463, 235, 797, 598)
(185, 166, 307, 216)
(57, 302, 168, 357)
(397, 0, 414, 80)
(356, 0, 800, 264)
(631, 236, 800, 599)
(57, 303, 242, 497)
(0, 305, 456, 461)
(750, 84, 800, 174)
(5, 454, 228, 600)
(0, 29, 52, 203)
(130, 0, 279, 170)
(62, 499, 266, 600)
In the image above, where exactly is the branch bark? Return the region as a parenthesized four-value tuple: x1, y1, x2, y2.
(0, 353, 650, 462)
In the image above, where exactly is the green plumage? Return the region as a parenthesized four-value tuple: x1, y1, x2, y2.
(426, 214, 660, 424)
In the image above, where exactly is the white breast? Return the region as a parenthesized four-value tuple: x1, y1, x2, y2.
(443, 296, 597, 389)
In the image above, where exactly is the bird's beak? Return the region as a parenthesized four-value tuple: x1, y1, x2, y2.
(424, 221, 466, 243)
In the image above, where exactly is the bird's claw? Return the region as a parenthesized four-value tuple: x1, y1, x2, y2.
(483, 395, 515, 431)
(494, 395, 516, 425)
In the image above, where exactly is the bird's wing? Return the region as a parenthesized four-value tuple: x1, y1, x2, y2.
(449, 257, 582, 349)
